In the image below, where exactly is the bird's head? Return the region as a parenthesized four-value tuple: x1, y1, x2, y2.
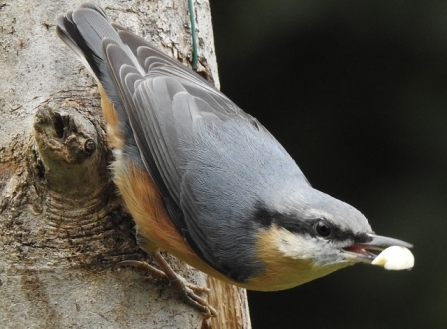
(249, 186, 412, 291)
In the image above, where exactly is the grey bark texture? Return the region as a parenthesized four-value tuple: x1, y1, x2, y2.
(0, 0, 252, 328)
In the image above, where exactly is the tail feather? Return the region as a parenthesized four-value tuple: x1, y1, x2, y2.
(56, 4, 146, 107)
(56, 4, 112, 81)
(56, 3, 132, 124)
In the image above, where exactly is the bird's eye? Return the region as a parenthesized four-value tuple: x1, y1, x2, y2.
(315, 220, 332, 238)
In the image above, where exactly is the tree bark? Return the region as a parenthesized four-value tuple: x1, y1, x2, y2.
(0, 0, 251, 328)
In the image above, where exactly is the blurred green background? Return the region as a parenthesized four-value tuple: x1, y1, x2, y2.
(209, 1, 446, 328)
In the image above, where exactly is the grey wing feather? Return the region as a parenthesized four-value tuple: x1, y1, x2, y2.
(104, 36, 311, 280)
(116, 30, 248, 120)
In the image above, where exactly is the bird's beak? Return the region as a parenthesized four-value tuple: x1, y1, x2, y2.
(343, 233, 413, 263)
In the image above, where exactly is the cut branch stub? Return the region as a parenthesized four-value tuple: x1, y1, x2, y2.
(33, 102, 106, 197)
(31, 99, 119, 220)
(24, 99, 142, 267)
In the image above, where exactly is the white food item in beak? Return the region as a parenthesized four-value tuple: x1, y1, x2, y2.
(372, 246, 414, 270)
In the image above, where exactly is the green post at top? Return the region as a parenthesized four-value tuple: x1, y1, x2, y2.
(188, 0, 198, 70)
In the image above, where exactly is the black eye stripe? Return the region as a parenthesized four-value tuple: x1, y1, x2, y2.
(252, 201, 369, 243)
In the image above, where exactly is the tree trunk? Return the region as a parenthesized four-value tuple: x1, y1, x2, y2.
(0, 0, 251, 328)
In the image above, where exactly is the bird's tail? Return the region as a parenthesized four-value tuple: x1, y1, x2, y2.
(56, 3, 115, 82)
(56, 3, 127, 102)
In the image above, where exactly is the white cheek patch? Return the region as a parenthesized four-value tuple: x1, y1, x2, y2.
(276, 229, 340, 264)
(277, 232, 313, 260)
(372, 246, 414, 270)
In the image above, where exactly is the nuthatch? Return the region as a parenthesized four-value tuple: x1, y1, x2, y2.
(56, 3, 413, 316)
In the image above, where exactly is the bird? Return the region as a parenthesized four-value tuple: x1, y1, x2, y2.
(56, 3, 413, 316)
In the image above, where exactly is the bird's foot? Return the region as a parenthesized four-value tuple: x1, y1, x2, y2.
(115, 253, 217, 318)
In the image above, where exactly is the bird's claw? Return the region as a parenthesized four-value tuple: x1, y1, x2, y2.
(115, 256, 216, 317)
(170, 272, 217, 318)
